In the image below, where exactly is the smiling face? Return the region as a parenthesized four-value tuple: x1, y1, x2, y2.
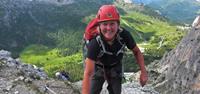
(99, 20, 119, 41)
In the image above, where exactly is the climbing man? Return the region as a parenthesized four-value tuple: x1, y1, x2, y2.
(82, 4, 148, 94)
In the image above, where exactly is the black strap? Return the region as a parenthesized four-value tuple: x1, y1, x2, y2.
(95, 62, 119, 69)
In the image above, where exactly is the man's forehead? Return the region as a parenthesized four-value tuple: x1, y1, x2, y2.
(99, 20, 118, 24)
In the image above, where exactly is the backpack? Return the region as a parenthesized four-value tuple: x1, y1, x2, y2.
(83, 18, 99, 41)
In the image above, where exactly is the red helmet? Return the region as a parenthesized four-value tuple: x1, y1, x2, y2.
(96, 5, 120, 22)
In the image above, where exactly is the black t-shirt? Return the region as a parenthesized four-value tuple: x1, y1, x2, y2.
(87, 28, 136, 66)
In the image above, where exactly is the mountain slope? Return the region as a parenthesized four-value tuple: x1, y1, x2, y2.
(0, 0, 186, 81)
(0, 0, 113, 56)
(147, 0, 200, 24)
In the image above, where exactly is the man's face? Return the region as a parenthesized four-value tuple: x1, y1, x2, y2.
(99, 21, 119, 41)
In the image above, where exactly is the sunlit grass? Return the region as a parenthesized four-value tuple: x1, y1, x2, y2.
(20, 44, 83, 82)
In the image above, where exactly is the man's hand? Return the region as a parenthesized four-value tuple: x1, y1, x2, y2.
(132, 46, 148, 87)
(140, 71, 148, 87)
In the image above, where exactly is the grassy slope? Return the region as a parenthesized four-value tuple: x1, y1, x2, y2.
(20, 44, 83, 81)
(121, 11, 184, 47)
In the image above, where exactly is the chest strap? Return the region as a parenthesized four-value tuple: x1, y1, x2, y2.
(96, 35, 125, 58)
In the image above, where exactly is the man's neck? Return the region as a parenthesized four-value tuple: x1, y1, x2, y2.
(107, 38, 115, 45)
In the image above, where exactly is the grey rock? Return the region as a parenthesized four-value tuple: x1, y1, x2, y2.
(0, 50, 11, 58)
(152, 28, 200, 93)
(0, 50, 81, 94)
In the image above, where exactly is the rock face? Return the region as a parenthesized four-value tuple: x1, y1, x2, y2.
(0, 50, 80, 94)
(152, 28, 200, 94)
(192, 15, 200, 29)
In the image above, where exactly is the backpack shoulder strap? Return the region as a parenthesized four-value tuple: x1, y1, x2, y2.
(115, 27, 126, 55)
(96, 36, 113, 58)
(117, 27, 126, 44)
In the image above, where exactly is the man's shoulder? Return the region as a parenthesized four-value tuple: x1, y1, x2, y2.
(118, 27, 131, 37)
(88, 38, 98, 44)
(88, 38, 100, 48)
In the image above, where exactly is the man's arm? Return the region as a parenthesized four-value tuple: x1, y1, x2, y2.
(132, 45, 148, 86)
(82, 58, 95, 94)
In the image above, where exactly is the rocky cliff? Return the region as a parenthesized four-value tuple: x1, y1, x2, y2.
(152, 28, 200, 94)
(0, 50, 80, 94)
